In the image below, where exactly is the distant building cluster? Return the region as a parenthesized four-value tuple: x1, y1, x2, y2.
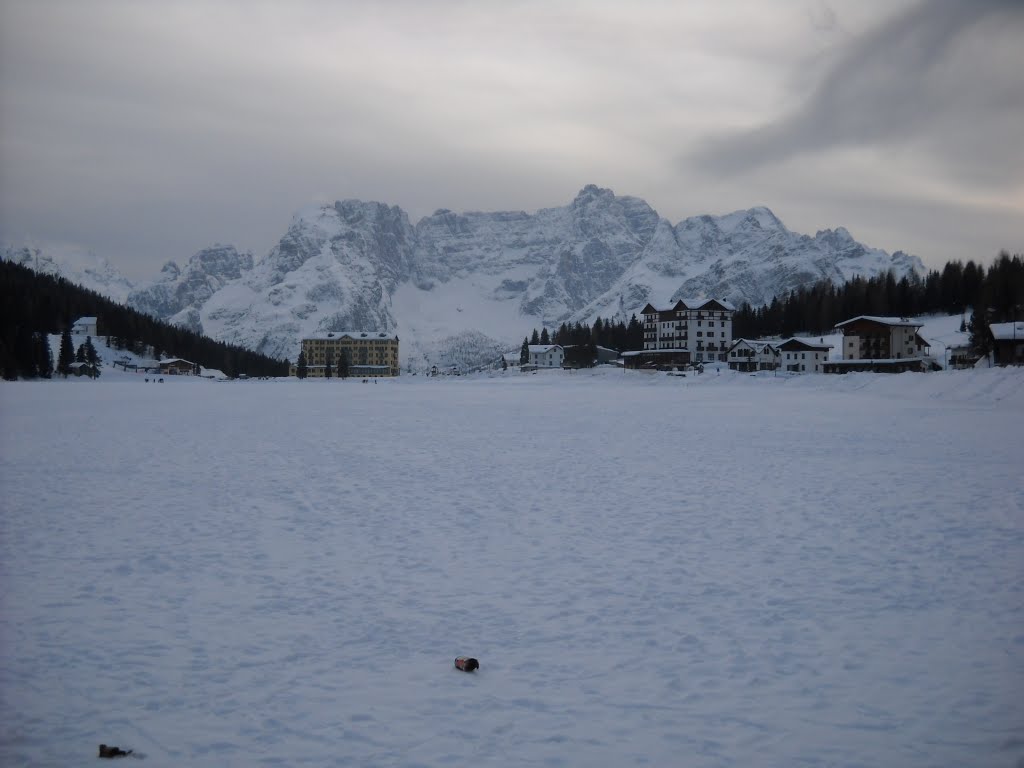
(282, 308, 1020, 380)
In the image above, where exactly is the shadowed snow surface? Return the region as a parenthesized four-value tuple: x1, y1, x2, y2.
(1, 369, 1022, 767)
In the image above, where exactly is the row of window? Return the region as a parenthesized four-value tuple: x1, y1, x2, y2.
(658, 321, 728, 329)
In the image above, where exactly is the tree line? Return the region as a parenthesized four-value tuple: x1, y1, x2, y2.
(294, 349, 350, 379)
(732, 252, 1023, 344)
(520, 315, 644, 367)
(521, 251, 1023, 365)
(0, 259, 289, 380)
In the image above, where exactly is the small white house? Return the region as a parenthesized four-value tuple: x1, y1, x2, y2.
(528, 344, 564, 368)
(72, 316, 98, 337)
(777, 338, 832, 373)
(728, 339, 780, 372)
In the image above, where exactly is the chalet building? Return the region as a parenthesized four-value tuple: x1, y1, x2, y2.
(777, 338, 832, 373)
(989, 321, 1024, 366)
(824, 316, 931, 373)
(291, 331, 400, 377)
(727, 339, 780, 372)
(68, 361, 99, 378)
(527, 344, 564, 368)
(160, 358, 196, 375)
(946, 343, 979, 370)
(71, 316, 98, 337)
(624, 298, 735, 369)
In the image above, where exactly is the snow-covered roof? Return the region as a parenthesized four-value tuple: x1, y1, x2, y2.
(729, 338, 779, 352)
(989, 322, 1024, 341)
(621, 348, 689, 357)
(160, 358, 194, 365)
(305, 331, 398, 341)
(73, 316, 97, 325)
(676, 297, 737, 312)
(835, 316, 922, 329)
(528, 345, 562, 353)
(826, 357, 925, 365)
(776, 337, 833, 351)
(642, 298, 736, 314)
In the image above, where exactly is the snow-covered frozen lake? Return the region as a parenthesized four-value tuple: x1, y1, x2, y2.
(2, 368, 1022, 767)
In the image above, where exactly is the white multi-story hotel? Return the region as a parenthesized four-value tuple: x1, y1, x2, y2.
(629, 298, 735, 368)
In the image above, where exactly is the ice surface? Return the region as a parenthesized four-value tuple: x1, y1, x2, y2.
(1, 368, 1022, 766)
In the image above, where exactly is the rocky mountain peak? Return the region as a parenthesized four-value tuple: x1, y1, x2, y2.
(8, 186, 926, 372)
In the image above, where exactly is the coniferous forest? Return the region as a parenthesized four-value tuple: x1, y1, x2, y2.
(0, 259, 289, 380)
(527, 251, 1023, 364)
(730, 252, 1023, 342)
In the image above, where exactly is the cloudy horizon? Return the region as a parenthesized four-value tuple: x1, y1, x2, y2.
(1, 0, 1021, 280)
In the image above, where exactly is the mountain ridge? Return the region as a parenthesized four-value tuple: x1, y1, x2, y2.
(2, 186, 925, 371)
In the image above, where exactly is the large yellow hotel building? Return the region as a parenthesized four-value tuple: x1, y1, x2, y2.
(290, 331, 400, 377)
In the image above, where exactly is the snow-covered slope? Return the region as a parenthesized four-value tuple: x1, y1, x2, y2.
(127, 245, 254, 334)
(183, 186, 924, 367)
(2, 244, 135, 304)
(4, 186, 926, 369)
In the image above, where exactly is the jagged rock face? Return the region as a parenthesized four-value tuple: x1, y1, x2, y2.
(196, 202, 416, 359)
(6, 186, 926, 370)
(414, 185, 661, 324)
(128, 246, 253, 331)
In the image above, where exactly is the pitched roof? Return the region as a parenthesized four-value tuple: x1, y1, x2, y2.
(729, 338, 778, 352)
(835, 316, 922, 329)
(989, 321, 1024, 341)
(776, 337, 833, 351)
(641, 298, 737, 313)
(306, 331, 398, 341)
(528, 345, 562, 353)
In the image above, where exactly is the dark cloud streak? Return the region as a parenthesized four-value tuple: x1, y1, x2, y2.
(693, 0, 1024, 186)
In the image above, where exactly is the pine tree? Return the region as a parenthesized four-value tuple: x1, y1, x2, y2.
(34, 332, 53, 378)
(337, 350, 349, 379)
(540, 327, 550, 345)
(57, 328, 74, 377)
(501, 356, 507, 371)
(626, 314, 643, 350)
(296, 350, 308, 379)
(520, 337, 529, 365)
(75, 342, 86, 363)
(84, 336, 98, 367)
(530, 329, 540, 345)
(969, 311, 992, 357)
(324, 356, 333, 379)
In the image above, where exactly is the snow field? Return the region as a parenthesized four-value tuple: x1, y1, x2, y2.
(1, 370, 1022, 767)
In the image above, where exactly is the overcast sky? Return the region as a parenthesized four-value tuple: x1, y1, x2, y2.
(1, 0, 1021, 279)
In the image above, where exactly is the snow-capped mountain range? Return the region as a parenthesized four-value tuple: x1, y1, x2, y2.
(3, 185, 924, 370)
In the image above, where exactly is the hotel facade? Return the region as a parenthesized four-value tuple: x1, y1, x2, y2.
(291, 331, 400, 377)
(623, 298, 735, 369)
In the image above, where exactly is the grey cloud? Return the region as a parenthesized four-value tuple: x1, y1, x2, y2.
(693, 0, 1024, 186)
